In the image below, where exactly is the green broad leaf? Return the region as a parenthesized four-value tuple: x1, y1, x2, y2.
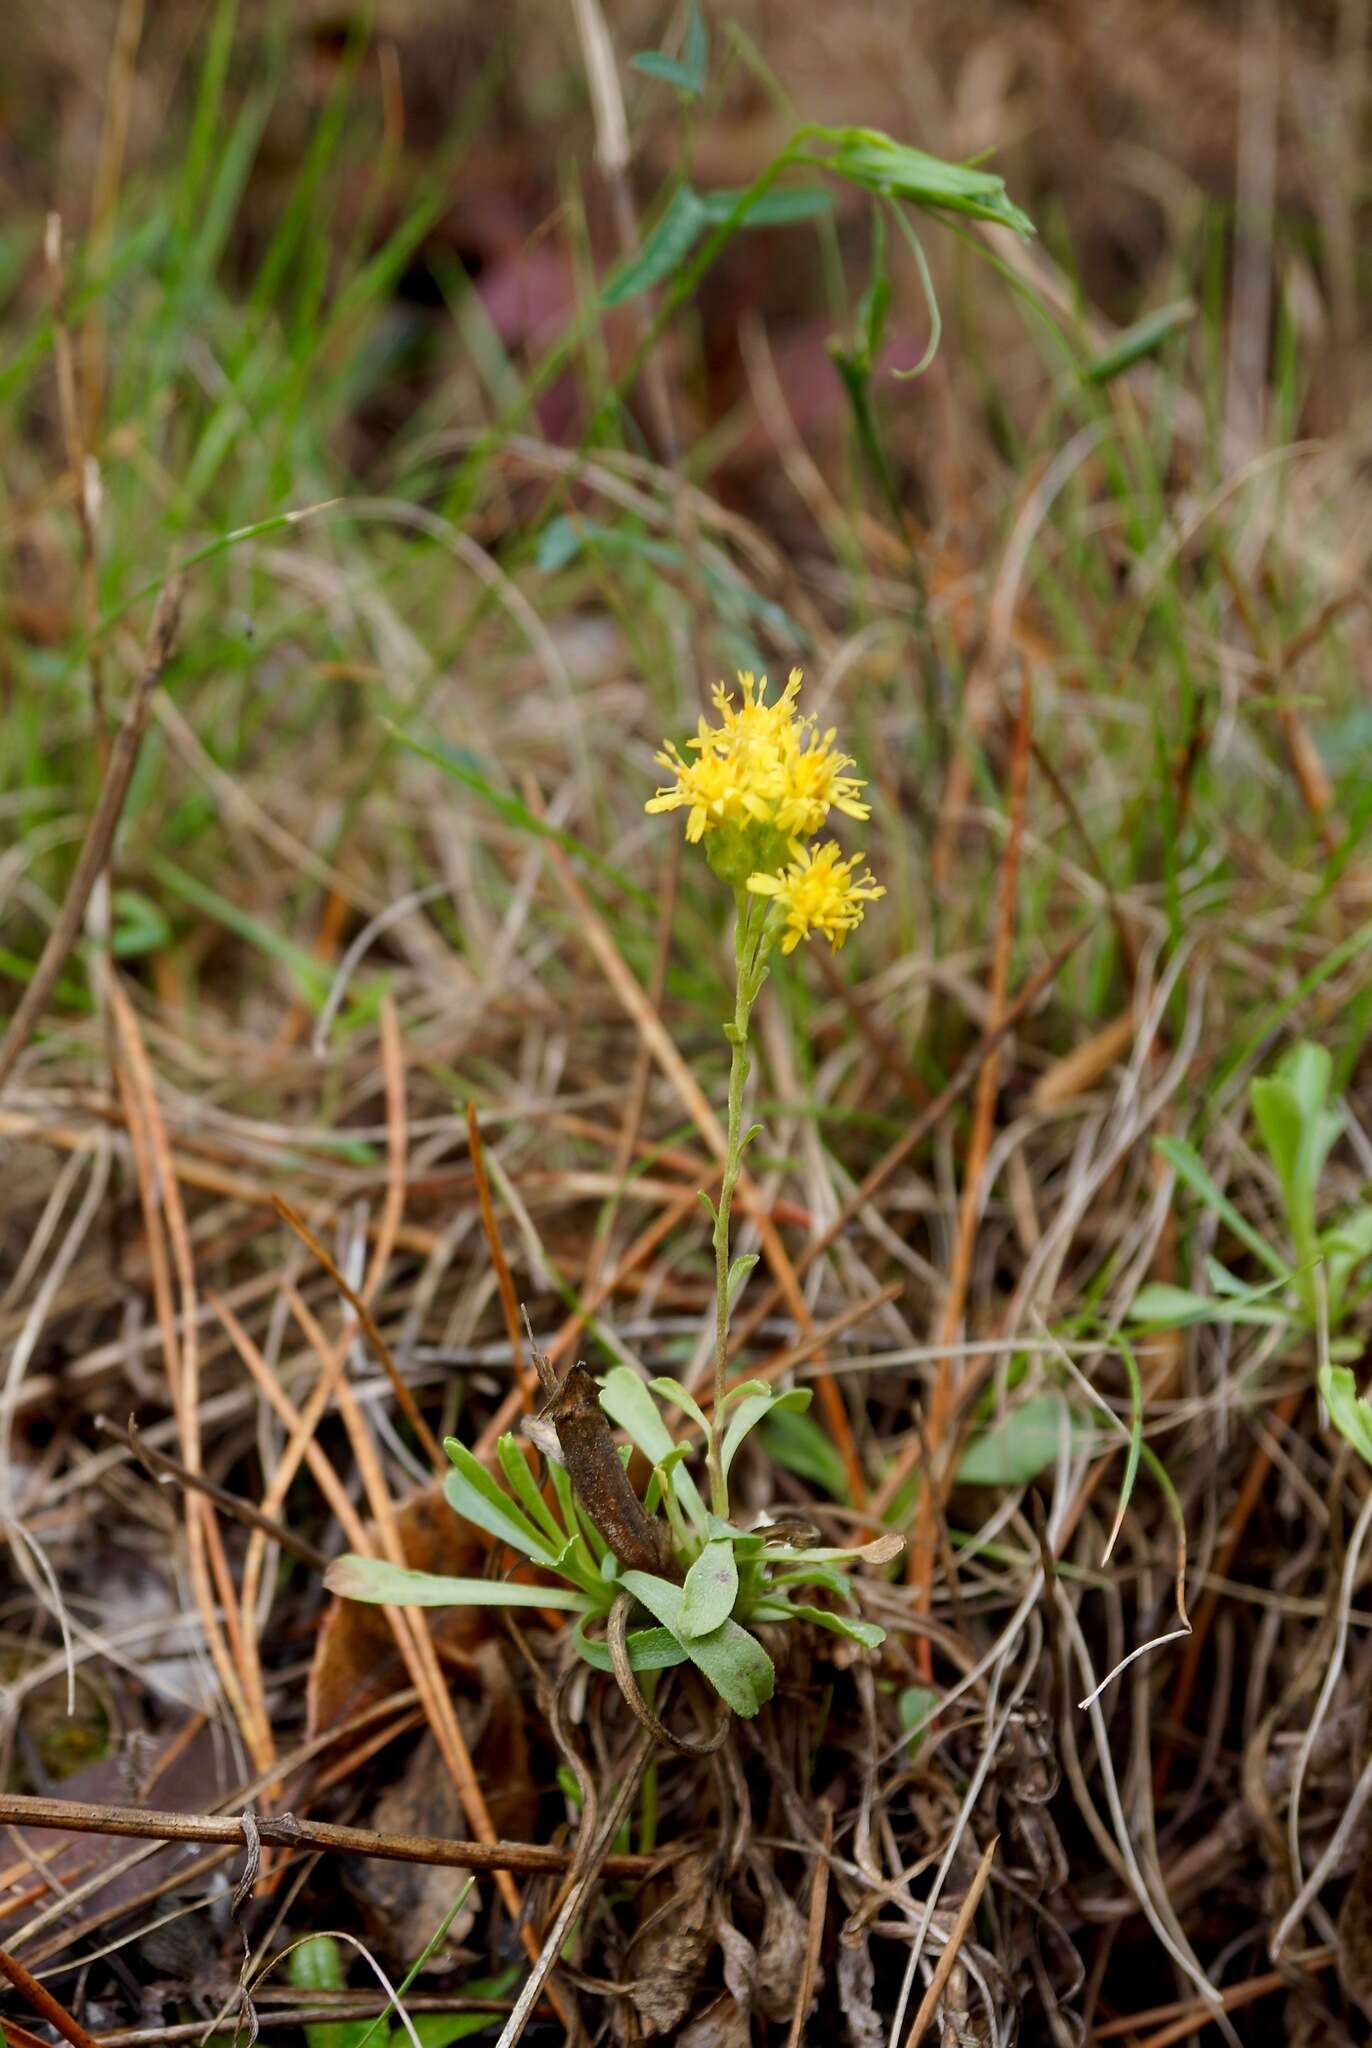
(324, 1556, 588, 1610)
(823, 127, 1034, 238)
(599, 1367, 709, 1528)
(956, 1394, 1086, 1486)
(695, 187, 832, 227)
(725, 1253, 759, 1313)
(721, 1384, 812, 1480)
(648, 1376, 710, 1437)
(110, 887, 173, 960)
(630, 51, 702, 93)
(602, 185, 707, 306)
(1249, 1077, 1304, 1208)
(620, 1570, 775, 1715)
(497, 1434, 564, 1548)
(1320, 1365, 1372, 1469)
(761, 1406, 851, 1501)
(1155, 1135, 1287, 1279)
(1081, 298, 1195, 384)
(680, 1538, 738, 1637)
(572, 1612, 688, 1676)
(443, 1438, 558, 1564)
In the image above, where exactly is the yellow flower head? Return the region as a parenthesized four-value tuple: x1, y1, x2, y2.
(646, 669, 870, 878)
(746, 840, 885, 952)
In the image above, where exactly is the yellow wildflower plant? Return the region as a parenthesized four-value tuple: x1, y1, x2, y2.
(746, 840, 885, 953)
(644, 666, 882, 1517)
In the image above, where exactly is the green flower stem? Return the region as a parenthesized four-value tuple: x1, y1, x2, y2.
(707, 891, 770, 1517)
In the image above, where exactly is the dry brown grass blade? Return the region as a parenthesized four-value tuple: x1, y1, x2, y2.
(465, 1101, 539, 1405)
(0, 1938, 100, 2048)
(784, 1804, 833, 2048)
(107, 973, 271, 1771)
(901, 1833, 999, 2048)
(273, 1196, 443, 1469)
(0, 578, 181, 1095)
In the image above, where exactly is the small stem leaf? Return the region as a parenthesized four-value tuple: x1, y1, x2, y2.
(721, 1384, 812, 1481)
(698, 1188, 719, 1225)
(696, 187, 832, 227)
(324, 1556, 589, 1610)
(629, 51, 703, 94)
(648, 1376, 710, 1436)
(725, 1252, 758, 1312)
(683, 0, 708, 88)
(680, 1537, 739, 1637)
(621, 1569, 775, 1715)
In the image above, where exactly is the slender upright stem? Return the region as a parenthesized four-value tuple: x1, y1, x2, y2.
(707, 894, 763, 1517)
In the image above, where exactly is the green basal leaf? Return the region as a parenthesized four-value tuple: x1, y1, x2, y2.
(324, 1556, 588, 1610)
(443, 1438, 557, 1565)
(680, 1538, 738, 1638)
(572, 1612, 688, 1675)
(898, 1683, 940, 1756)
(721, 1384, 812, 1480)
(620, 1570, 775, 1715)
(497, 1433, 563, 1547)
(600, 1366, 709, 1529)
(763, 1530, 904, 1566)
(785, 1603, 885, 1650)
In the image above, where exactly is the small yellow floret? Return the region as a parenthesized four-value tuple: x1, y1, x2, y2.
(746, 840, 885, 952)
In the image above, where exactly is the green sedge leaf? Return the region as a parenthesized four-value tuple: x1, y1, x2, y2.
(496, 1434, 564, 1547)
(1081, 299, 1195, 385)
(443, 1438, 557, 1564)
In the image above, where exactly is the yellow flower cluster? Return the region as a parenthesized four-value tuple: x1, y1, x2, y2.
(646, 669, 883, 949)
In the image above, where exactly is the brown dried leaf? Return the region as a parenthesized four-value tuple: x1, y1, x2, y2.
(677, 1995, 751, 2048)
(631, 1850, 714, 2038)
(750, 1855, 809, 2022)
(346, 1732, 480, 1966)
(838, 1933, 884, 2048)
